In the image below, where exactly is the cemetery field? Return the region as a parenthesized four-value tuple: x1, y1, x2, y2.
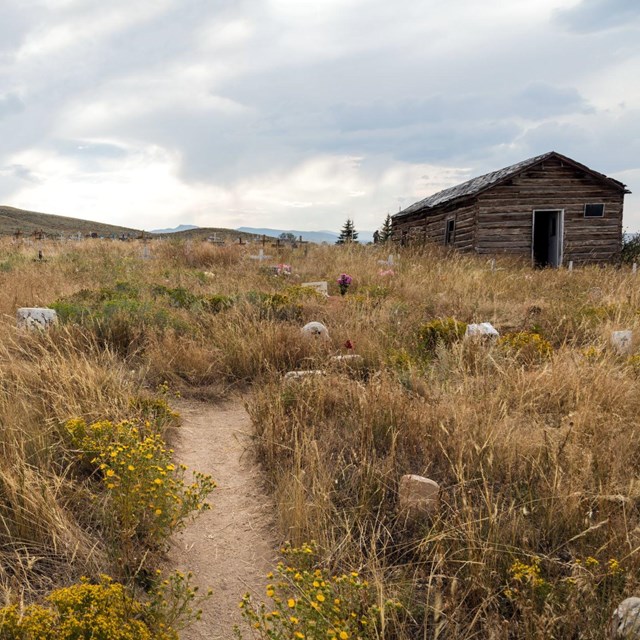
(0, 236, 639, 638)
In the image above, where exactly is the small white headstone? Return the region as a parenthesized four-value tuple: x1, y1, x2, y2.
(611, 597, 640, 639)
(611, 330, 633, 355)
(377, 254, 397, 267)
(465, 322, 499, 339)
(301, 321, 329, 339)
(301, 281, 329, 296)
(284, 370, 325, 380)
(633, 263, 637, 275)
(17, 308, 58, 330)
(568, 260, 574, 271)
(399, 474, 440, 515)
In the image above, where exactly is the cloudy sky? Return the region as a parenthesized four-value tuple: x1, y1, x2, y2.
(1, 0, 639, 232)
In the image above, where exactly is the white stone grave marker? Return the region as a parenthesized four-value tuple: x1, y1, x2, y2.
(301, 281, 328, 296)
(465, 322, 499, 339)
(377, 254, 398, 267)
(301, 321, 329, 339)
(17, 308, 58, 330)
(399, 474, 440, 515)
(611, 597, 640, 639)
(611, 330, 633, 355)
(284, 370, 325, 381)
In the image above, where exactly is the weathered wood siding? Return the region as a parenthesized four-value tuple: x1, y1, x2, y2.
(393, 199, 477, 251)
(475, 158, 623, 263)
(392, 156, 624, 263)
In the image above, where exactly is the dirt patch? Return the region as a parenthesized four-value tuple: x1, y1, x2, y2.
(168, 397, 278, 640)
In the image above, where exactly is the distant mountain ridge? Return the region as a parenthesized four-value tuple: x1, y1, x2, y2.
(150, 224, 199, 234)
(237, 227, 375, 244)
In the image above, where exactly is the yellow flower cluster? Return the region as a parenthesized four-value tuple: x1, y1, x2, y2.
(419, 317, 468, 351)
(236, 542, 400, 640)
(498, 331, 553, 363)
(508, 559, 546, 588)
(66, 418, 215, 553)
(0, 576, 177, 639)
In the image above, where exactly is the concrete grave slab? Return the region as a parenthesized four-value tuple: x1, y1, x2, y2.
(399, 474, 440, 515)
(302, 281, 329, 296)
(17, 308, 58, 330)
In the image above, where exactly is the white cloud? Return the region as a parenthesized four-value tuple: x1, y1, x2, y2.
(0, 0, 638, 231)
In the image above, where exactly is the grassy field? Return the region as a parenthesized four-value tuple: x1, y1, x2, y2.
(0, 236, 638, 638)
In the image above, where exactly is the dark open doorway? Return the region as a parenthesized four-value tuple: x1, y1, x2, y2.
(532, 210, 562, 267)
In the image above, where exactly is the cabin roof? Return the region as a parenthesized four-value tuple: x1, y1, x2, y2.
(395, 151, 629, 219)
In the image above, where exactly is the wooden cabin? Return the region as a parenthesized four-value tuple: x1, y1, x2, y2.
(392, 152, 630, 266)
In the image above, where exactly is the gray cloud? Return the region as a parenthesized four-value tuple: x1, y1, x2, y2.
(555, 0, 640, 33)
(0, 0, 638, 230)
(0, 93, 24, 119)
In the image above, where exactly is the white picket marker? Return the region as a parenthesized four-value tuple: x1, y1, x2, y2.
(250, 248, 271, 262)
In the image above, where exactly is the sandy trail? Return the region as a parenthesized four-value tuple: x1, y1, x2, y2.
(168, 397, 278, 640)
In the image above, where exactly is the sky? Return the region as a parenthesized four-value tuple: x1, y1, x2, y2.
(0, 0, 639, 232)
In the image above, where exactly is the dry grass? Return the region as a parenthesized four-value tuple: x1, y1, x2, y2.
(1, 236, 639, 637)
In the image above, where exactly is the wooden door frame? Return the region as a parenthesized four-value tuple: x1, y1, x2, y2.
(531, 209, 564, 267)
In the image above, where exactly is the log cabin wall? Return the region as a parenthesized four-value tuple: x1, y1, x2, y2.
(475, 158, 623, 263)
(392, 155, 624, 264)
(393, 199, 477, 251)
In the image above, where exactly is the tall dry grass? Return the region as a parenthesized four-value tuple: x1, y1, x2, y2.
(1, 236, 640, 636)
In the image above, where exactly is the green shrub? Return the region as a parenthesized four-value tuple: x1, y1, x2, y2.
(621, 232, 640, 264)
(202, 293, 235, 313)
(418, 317, 467, 351)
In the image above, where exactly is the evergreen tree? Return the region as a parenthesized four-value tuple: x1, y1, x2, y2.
(336, 218, 358, 244)
(380, 214, 393, 242)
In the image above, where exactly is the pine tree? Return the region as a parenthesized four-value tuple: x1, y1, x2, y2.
(380, 214, 393, 242)
(336, 218, 358, 244)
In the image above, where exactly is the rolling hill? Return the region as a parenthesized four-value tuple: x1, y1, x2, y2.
(155, 227, 263, 242)
(0, 205, 142, 237)
(0, 207, 256, 242)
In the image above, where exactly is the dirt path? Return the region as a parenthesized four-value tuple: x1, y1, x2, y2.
(168, 397, 279, 640)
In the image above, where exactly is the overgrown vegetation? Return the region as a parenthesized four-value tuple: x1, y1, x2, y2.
(1, 237, 639, 638)
(236, 542, 402, 639)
